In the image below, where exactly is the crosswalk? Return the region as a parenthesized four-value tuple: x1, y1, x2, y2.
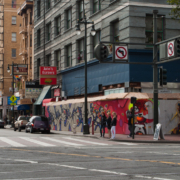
(0, 136, 137, 148)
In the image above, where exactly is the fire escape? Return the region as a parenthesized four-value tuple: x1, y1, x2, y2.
(0, 0, 4, 92)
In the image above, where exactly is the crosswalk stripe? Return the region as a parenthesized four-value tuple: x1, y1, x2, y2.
(118, 142, 137, 146)
(0, 137, 26, 147)
(41, 137, 84, 146)
(63, 137, 108, 146)
(20, 137, 56, 147)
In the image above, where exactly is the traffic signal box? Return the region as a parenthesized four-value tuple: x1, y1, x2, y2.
(175, 38, 180, 57)
(94, 43, 109, 62)
(159, 67, 167, 86)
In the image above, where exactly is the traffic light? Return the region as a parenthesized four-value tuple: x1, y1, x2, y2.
(175, 38, 180, 57)
(159, 67, 167, 86)
(94, 43, 109, 62)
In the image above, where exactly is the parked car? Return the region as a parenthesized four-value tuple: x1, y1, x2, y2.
(25, 116, 50, 134)
(14, 116, 31, 132)
(0, 119, 4, 128)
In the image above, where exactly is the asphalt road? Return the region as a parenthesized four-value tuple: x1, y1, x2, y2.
(0, 128, 180, 180)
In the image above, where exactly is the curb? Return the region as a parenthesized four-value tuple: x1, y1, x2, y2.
(112, 139, 180, 144)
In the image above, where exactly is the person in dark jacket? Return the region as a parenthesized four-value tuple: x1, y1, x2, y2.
(99, 111, 106, 137)
(127, 109, 133, 138)
(111, 112, 117, 139)
(107, 112, 112, 138)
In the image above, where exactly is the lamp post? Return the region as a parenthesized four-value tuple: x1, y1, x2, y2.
(76, 2, 96, 134)
(7, 62, 19, 127)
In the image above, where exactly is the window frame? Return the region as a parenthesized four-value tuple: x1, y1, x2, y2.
(46, 54, 51, 66)
(66, 45, 72, 67)
(37, 0, 41, 17)
(55, 16, 61, 36)
(46, 23, 51, 42)
(79, 0, 84, 21)
(46, 0, 51, 11)
(11, 16, 16, 25)
(112, 21, 119, 42)
(55, 50, 61, 70)
(66, 8, 72, 30)
(12, 0, 16, 8)
(37, 58, 40, 77)
(11, 32, 16, 42)
(37, 29, 41, 47)
(12, 49, 16, 58)
(78, 38, 84, 62)
(93, 0, 101, 14)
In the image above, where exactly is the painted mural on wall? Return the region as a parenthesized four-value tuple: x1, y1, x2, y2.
(46, 99, 180, 135)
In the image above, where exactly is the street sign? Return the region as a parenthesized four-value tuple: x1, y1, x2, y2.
(10, 95, 17, 102)
(167, 41, 175, 58)
(7, 96, 20, 105)
(114, 45, 128, 61)
(10, 103, 16, 105)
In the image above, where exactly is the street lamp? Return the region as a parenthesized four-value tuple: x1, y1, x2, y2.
(7, 62, 18, 128)
(76, 4, 96, 134)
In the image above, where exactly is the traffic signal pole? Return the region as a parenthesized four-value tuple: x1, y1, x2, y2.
(153, 10, 159, 131)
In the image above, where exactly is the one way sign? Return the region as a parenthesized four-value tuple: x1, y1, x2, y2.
(114, 45, 128, 61)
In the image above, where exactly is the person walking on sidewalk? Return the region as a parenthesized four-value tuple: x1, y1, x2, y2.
(107, 112, 112, 138)
(99, 111, 106, 137)
(127, 109, 133, 138)
(111, 112, 117, 139)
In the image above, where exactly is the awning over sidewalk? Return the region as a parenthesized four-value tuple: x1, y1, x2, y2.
(34, 86, 51, 105)
(14, 105, 30, 110)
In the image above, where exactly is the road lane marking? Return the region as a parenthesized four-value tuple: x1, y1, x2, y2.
(14, 159, 38, 164)
(89, 169, 120, 174)
(59, 165, 87, 170)
(118, 142, 137, 145)
(147, 152, 180, 156)
(0, 137, 26, 147)
(41, 137, 84, 146)
(63, 137, 108, 145)
(19, 137, 56, 147)
(5, 148, 180, 167)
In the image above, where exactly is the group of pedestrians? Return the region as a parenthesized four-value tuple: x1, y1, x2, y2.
(99, 111, 117, 139)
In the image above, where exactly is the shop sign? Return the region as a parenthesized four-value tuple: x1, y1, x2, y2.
(14, 64, 28, 75)
(39, 66, 57, 85)
(26, 81, 43, 88)
(54, 89, 60, 97)
(25, 88, 42, 99)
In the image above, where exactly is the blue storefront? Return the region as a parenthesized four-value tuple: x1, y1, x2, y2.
(61, 49, 180, 97)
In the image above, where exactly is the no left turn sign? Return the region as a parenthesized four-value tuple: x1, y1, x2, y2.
(167, 41, 174, 57)
(115, 46, 128, 60)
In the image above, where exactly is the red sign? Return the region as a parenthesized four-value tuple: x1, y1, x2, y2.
(54, 89, 60, 97)
(40, 78, 57, 85)
(40, 66, 57, 85)
(116, 47, 127, 59)
(14, 64, 28, 75)
(40, 66, 57, 75)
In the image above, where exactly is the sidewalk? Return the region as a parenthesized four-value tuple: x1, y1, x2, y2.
(50, 130, 180, 143)
(5, 125, 180, 143)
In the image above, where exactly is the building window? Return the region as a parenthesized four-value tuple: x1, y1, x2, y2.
(30, 35, 32, 47)
(30, 57, 32, 69)
(37, 0, 41, 17)
(55, 16, 61, 36)
(78, 38, 84, 62)
(46, 54, 51, 66)
(46, 23, 51, 42)
(93, 0, 101, 14)
(12, 16, 16, 25)
(46, 0, 51, 11)
(66, 45, 72, 67)
(12, 0, 16, 8)
(12, 49, 16, 58)
(37, 58, 40, 77)
(12, 33, 16, 41)
(66, 8, 72, 30)
(112, 21, 119, 42)
(145, 14, 165, 44)
(55, 50, 61, 70)
(79, 0, 84, 21)
(37, 29, 41, 47)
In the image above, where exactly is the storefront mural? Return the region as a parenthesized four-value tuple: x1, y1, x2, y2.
(46, 99, 180, 135)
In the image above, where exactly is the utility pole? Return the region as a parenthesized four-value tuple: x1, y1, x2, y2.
(12, 61, 14, 127)
(153, 10, 158, 131)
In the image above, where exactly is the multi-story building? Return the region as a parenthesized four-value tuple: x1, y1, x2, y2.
(17, 0, 34, 95)
(34, 0, 180, 114)
(0, 0, 23, 119)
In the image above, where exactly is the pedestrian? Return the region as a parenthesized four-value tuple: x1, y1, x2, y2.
(99, 111, 106, 137)
(107, 112, 112, 138)
(111, 112, 117, 139)
(127, 109, 133, 138)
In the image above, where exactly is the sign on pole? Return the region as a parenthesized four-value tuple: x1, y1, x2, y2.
(7, 96, 20, 105)
(167, 41, 175, 58)
(113, 45, 128, 61)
